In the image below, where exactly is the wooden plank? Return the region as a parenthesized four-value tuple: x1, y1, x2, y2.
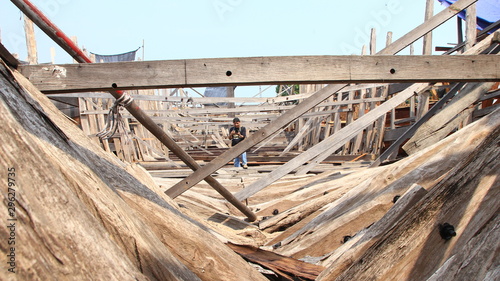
(403, 81, 496, 155)
(45, 83, 385, 104)
(19, 55, 500, 93)
(226, 242, 325, 281)
(473, 102, 500, 118)
(77, 98, 92, 137)
(280, 118, 314, 155)
(95, 99, 111, 152)
(165, 0, 480, 198)
(318, 184, 427, 280)
(423, 0, 434, 55)
(0, 42, 20, 68)
(352, 88, 366, 154)
(416, 91, 430, 119)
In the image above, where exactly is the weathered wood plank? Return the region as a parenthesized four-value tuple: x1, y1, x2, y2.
(44, 83, 385, 103)
(226, 242, 325, 280)
(317, 110, 500, 280)
(0, 42, 20, 68)
(274, 108, 500, 263)
(317, 184, 428, 279)
(403, 82, 495, 155)
(19, 55, 499, 93)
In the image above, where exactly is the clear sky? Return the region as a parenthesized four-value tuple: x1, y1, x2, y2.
(0, 0, 462, 97)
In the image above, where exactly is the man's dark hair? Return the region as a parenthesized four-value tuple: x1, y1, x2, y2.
(233, 117, 240, 123)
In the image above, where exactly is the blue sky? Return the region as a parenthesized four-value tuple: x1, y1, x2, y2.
(1, 0, 462, 97)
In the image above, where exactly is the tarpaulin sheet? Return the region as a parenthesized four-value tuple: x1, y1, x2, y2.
(203, 86, 237, 106)
(437, 0, 500, 30)
(91, 48, 139, 62)
(204, 87, 230, 98)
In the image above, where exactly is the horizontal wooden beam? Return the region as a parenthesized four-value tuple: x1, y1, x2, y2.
(45, 83, 385, 102)
(20, 55, 500, 93)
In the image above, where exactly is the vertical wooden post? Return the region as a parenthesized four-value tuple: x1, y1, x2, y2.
(365, 28, 378, 153)
(50, 47, 56, 64)
(423, 0, 434, 55)
(386, 31, 396, 131)
(227, 86, 235, 118)
(465, 3, 477, 51)
(343, 90, 355, 154)
(23, 14, 38, 64)
(352, 45, 368, 154)
(416, 91, 430, 119)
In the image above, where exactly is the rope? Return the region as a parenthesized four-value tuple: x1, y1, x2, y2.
(96, 93, 134, 142)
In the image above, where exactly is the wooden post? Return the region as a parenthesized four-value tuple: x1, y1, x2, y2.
(50, 47, 56, 64)
(352, 45, 368, 154)
(23, 14, 37, 64)
(465, 3, 477, 51)
(366, 28, 378, 153)
(423, 0, 434, 55)
(227, 86, 235, 118)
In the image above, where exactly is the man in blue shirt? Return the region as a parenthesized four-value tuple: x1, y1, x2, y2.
(228, 117, 248, 169)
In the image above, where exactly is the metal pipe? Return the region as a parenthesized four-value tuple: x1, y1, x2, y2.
(10, 0, 91, 63)
(10, 0, 256, 221)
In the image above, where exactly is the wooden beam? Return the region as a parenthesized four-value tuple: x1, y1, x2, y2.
(164, 0, 479, 198)
(0, 43, 19, 69)
(44, 83, 385, 103)
(19, 54, 500, 93)
(226, 242, 325, 280)
(402, 81, 496, 155)
(423, 0, 434, 55)
(233, 83, 428, 200)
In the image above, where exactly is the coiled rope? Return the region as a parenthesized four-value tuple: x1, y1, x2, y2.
(96, 93, 134, 141)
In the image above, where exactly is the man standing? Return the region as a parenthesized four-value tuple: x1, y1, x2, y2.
(228, 117, 248, 169)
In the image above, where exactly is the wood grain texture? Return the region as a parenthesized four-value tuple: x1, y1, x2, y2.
(19, 55, 500, 93)
(318, 109, 500, 281)
(272, 108, 500, 264)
